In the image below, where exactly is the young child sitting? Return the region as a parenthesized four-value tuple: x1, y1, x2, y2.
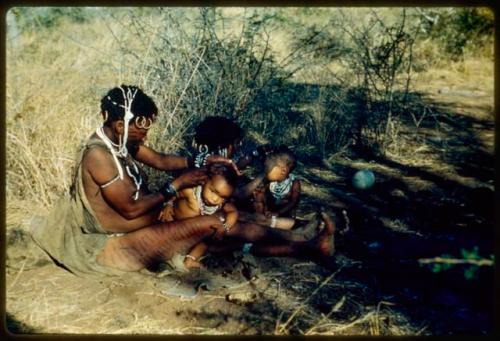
(159, 162, 239, 269)
(256, 145, 300, 217)
(234, 146, 301, 230)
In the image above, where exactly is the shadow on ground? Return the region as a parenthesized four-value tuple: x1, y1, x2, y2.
(242, 79, 495, 335)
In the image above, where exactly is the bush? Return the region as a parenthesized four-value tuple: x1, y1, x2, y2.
(9, 7, 92, 31)
(419, 7, 494, 59)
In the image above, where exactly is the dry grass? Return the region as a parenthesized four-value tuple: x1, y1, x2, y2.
(6, 8, 493, 336)
(6, 13, 181, 223)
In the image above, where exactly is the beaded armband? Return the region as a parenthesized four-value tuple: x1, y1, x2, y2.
(159, 182, 178, 200)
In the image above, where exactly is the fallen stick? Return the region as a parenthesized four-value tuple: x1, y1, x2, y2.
(418, 257, 493, 267)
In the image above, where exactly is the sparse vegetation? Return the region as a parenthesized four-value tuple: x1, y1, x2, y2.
(6, 7, 494, 335)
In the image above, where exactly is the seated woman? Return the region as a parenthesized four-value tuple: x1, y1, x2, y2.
(30, 89, 335, 278)
(159, 163, 239, 270)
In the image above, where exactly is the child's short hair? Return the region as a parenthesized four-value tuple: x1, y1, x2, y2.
(265, 145, 296, 173)
(207, 162, 239, 188)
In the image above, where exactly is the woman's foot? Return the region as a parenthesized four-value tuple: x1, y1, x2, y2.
(292, 212, 321, 240)
(312, 212, 335, 257)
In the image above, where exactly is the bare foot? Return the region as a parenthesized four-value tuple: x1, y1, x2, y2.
(314, 212, 335, 257)
(183, 257, 204, 270)
(292, 213, 321, 240)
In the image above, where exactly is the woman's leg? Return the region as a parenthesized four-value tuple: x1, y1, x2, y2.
(228, 212, 321, 243)
(96, 215, 219, 271)
(250, 213, 335, 258)
(208, 213, 335, 261)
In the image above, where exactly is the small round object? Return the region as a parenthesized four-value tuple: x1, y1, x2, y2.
(352, 169, 375, 190)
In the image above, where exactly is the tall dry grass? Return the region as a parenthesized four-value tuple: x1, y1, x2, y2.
(6, 13, 163, 227)
(6, 8, 494, 337)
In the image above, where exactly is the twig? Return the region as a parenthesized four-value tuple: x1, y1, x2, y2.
(8, 257, 27, 291)
(277, 266, 343, 334)
(305, 295, 346, 335)
(375, 301, 396, 335)
(418, 257, 493, 267)
(310, 311, 376, 334)
(135, 291, 174, 300)
(170, 46, 206, 117)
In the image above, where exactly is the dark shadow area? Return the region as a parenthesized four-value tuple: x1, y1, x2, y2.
(246, 79, 494, 185)
(5, 313, 37, 334)
(239, 78, 494, 335)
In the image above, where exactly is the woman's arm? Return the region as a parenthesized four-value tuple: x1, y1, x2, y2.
(86, 147, 208, 220)
(135, 144, 189, 171)
(85, 147, 166, 220)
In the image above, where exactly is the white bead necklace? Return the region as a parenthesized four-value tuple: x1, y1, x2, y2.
(194, 186, 220, 215)
(96, 126, 143, 200)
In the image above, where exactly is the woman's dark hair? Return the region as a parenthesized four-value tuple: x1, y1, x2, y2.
(100, 85, 158, 126)
(207, 162, 239, 188)
(194, 116, 244, 152)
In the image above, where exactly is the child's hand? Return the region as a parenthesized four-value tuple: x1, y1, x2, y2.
(265, 210, 279, 217)
(211, 224, 226, 240)
(210, 215, 227, 240)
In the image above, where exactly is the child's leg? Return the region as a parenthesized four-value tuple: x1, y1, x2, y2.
(273, 216, 295, 229)
(184, 242, 208, 269)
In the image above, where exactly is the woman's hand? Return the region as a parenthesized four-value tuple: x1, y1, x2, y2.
(205, 155, 241, 175)
(171, 169, 208, 191)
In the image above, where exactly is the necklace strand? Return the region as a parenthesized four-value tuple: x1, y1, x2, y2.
(96, 126, 143, 200)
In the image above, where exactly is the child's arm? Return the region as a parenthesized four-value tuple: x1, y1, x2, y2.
(252, 185, 267, 214)
(173, 187, 201, 219)
(221, 202, 239, 231)
(233, 173, 266, 199)
(276, 179, 301, 216)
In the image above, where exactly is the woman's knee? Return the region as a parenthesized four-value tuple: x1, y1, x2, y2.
(96, 238, 145, 272)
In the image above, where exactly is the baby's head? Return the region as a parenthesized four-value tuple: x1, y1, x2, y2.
(202, 162, 239, 206)
(264, 146, 296, 182)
